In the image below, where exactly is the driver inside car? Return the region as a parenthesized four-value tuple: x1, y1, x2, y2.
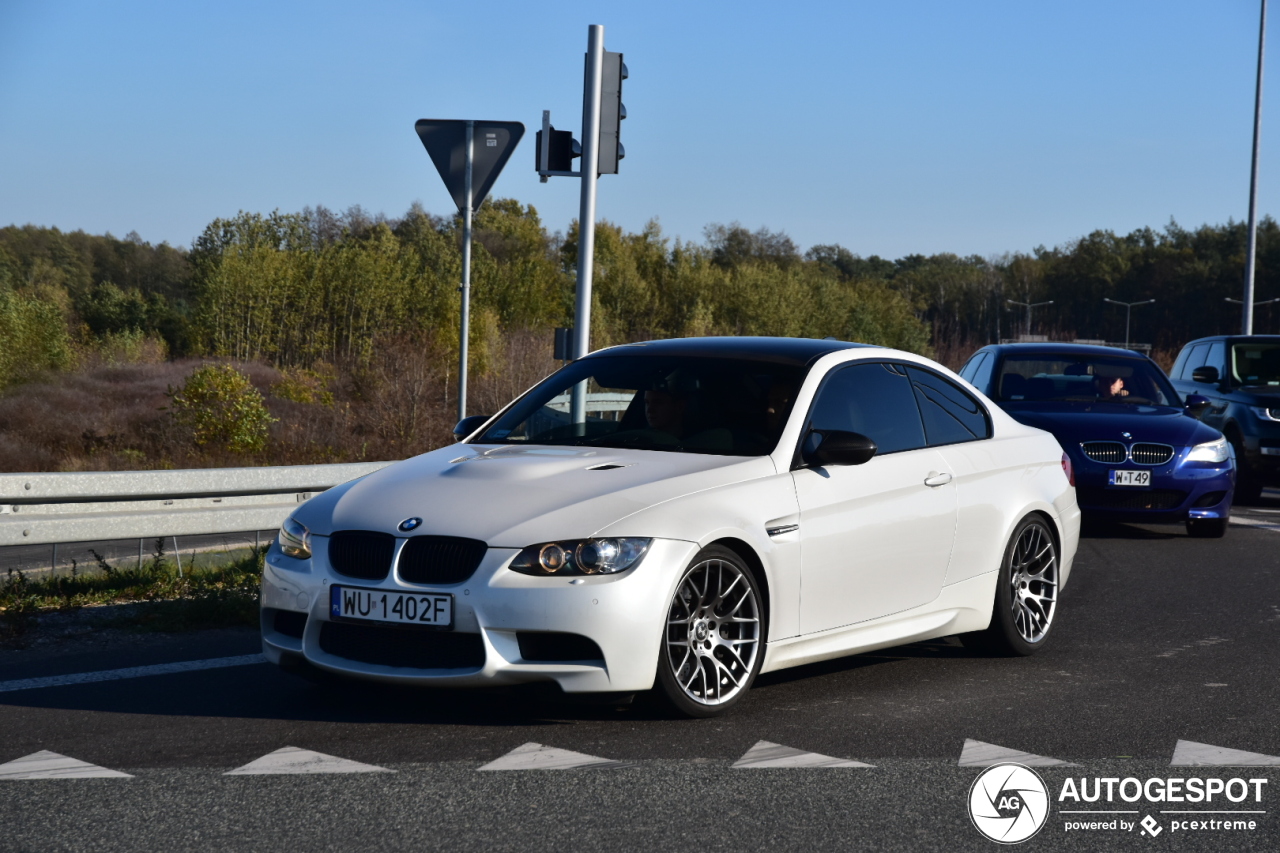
(1094, 374, 1129, 400)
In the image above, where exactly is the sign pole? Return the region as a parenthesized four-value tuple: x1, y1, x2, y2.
(459, 121, 474, 422)
(1245, 0, 1268, 335)
(571, 24, 605, 427)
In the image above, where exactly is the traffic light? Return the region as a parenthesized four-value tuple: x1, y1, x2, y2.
(535, 126, 580, 173)
(597, 51, 627, 174)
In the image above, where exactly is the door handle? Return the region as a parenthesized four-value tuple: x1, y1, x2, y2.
(924, 471, 953, 487)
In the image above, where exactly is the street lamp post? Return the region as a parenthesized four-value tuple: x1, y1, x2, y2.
(1227, 295, 1280, 332)
(1006, 299, 1054, 339)
(1244, 0, 1269, 335)
(1103, 298, 1156, 349)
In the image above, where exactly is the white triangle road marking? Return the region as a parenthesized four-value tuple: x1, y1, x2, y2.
(1171, 740, 1280, 766)
(479, 742, 633, 771)
(732, 740, 873, 768)
(958, 738, 1077, 768)
(225, 747, 392, 775)
(0, 750, 132, 780)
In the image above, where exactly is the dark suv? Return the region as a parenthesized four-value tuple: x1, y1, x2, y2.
(1169, 335, 1280, 501)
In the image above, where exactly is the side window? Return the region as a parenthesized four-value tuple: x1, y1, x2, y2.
(958, 352, 987, 382)
(807, 362, 926, 454)
(1181, 343, 1209, 378)
(1205, 341, 1226, 376)
(1171, 345, 1191, 379)
(906, 366, 992, 446)
(972, 353, 997, 394)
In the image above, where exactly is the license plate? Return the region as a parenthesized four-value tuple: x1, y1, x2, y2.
(1109, 470, 1151, 487)
(330, 585, 453, 627)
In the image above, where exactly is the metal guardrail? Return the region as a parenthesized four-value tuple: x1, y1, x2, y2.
(0, 462, 394, 547)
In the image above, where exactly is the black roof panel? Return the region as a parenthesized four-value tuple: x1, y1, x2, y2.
(588, 336, 876, 367)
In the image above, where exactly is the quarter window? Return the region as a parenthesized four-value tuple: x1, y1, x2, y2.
(959, 352, 987, 382)
(906, 366, 992, 445)
(1180, 343, 1209, 379)
(971, 353, 996, 393)
(807, 362, 927, 454)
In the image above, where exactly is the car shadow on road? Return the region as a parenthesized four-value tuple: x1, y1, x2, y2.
(1078, 518, 1179, 540)
(754, 638, 969, 688)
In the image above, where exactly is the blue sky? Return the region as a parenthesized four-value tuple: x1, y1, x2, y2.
(0, 1, 1273, 258)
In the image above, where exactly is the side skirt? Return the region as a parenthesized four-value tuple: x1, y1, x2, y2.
(760, 570, 998, 674)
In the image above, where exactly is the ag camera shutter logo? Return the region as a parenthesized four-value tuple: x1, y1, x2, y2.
(969, 763, 1050, 844)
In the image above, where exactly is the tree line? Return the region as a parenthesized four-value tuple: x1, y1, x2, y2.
(2, 205, 1278, 392)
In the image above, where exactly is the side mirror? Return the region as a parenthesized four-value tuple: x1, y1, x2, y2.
(1183, 394, 1211, 420)
(801, 430, 878, 467)
(453, 415, 491, 440)
(1191, 365, 1219, 384)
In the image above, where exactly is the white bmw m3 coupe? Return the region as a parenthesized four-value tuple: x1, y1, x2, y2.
(261, 337, 1080, 717)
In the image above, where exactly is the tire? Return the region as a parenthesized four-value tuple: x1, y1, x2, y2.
(1186, 517, 1228, 538)
(1227, 431, 1264, 504)
(961, 515, 1060, 657)
(654, 545, 765, 718)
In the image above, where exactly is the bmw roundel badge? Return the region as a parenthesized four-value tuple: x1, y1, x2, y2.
(1121, 431, 1133, 440)
(399, 517, 423, 532)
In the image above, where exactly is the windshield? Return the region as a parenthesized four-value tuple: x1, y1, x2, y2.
(993, 354, 1178, 407)
(475, 354, 807, 456)
(1231, 343, 1280, 386)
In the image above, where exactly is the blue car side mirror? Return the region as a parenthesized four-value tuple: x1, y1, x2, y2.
(1184, 394, 1210, 420)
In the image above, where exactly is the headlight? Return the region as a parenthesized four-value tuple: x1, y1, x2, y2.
(1250, 406, 1280, 422)
(277, 517, 312, 559)
(509, 538, 651, 576)
(1186, 436, 1230, 464)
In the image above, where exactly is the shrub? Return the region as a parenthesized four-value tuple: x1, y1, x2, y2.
(168, 364, 275, 454)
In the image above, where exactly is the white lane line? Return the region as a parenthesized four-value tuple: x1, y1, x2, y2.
(225, 747, 392, 775)
(1230, 516, 1280, 532)
(1171, 740, 1280, 766)
(0, 654, 266, 694)
(0, 750, 132, 780)
(732, 740, 873, 768)
(479, 742, 634, 771)
(958, 738, 1078, 768)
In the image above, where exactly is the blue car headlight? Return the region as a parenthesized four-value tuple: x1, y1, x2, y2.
(1186, 436, 1230, 464)
(509, 538, 652, 576)
(1249, 406, 1280, 422)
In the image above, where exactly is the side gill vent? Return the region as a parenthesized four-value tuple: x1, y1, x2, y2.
(586, 463, 628, 471)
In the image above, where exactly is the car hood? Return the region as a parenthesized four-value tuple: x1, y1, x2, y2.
(1229, 384, 1280, 402)
(293, 444, 776, 547)
(997, 401, 1221, 448)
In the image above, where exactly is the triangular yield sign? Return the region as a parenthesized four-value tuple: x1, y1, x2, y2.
(414, 119, 525, 213)
(732, 740, 873, 768)
(1171, 740, 1280, 766)
(958, 738, 1077, 767)
(224, 746, 392, 775)
(0, 750, 132, 780)
(479, 742, 632, 771)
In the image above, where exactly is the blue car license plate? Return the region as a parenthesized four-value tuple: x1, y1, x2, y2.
(330, 585, 453, 628)
(1109, 470, 1150, 487)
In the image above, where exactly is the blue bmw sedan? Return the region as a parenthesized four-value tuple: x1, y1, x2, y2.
(958, 343, 1235, 537)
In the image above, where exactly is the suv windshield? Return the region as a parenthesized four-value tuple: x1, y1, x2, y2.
(1231, 343, 1280, 386)
(993, 354, 1178, 407)
(475, 354, 806, 456)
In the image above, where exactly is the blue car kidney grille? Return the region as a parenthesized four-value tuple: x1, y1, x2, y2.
(328, 531, 395, 580)
(1130, 443, 1174, 465)
(1082, 441, 1126, 463)
(398, 536, 488, 584)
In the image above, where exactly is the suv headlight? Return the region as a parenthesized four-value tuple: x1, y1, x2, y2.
(1250, 406, 1280, 422)
(1186, 436, 1230, 464)
(509, 538, 651, 576)
(277, 516, 312, 559)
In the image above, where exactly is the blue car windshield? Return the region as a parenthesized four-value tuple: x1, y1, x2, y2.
(994, 355, 1178, 407)
(475, 354, 807, 456)
(1231, 343, 1280, 386)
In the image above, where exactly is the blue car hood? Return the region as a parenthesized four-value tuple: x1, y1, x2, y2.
(998, 401, 1220, 448)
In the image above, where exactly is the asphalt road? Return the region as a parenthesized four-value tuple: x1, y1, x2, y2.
(2, 502, 1279, 852)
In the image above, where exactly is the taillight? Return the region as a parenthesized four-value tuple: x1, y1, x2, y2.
(1061, 453, 1075, 487)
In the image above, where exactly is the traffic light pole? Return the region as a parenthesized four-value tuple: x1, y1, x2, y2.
(571, 25, 605, 427)
(459, 121, 474, 423)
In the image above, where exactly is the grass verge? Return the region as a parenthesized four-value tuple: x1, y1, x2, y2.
(0, 544, 262, 644)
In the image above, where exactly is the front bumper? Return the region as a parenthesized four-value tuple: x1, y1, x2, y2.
(1072, 447, 1235, 523)
(260, 536, 698, 694)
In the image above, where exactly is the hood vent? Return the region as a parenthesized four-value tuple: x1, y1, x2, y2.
(586, 463, 628, 471)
